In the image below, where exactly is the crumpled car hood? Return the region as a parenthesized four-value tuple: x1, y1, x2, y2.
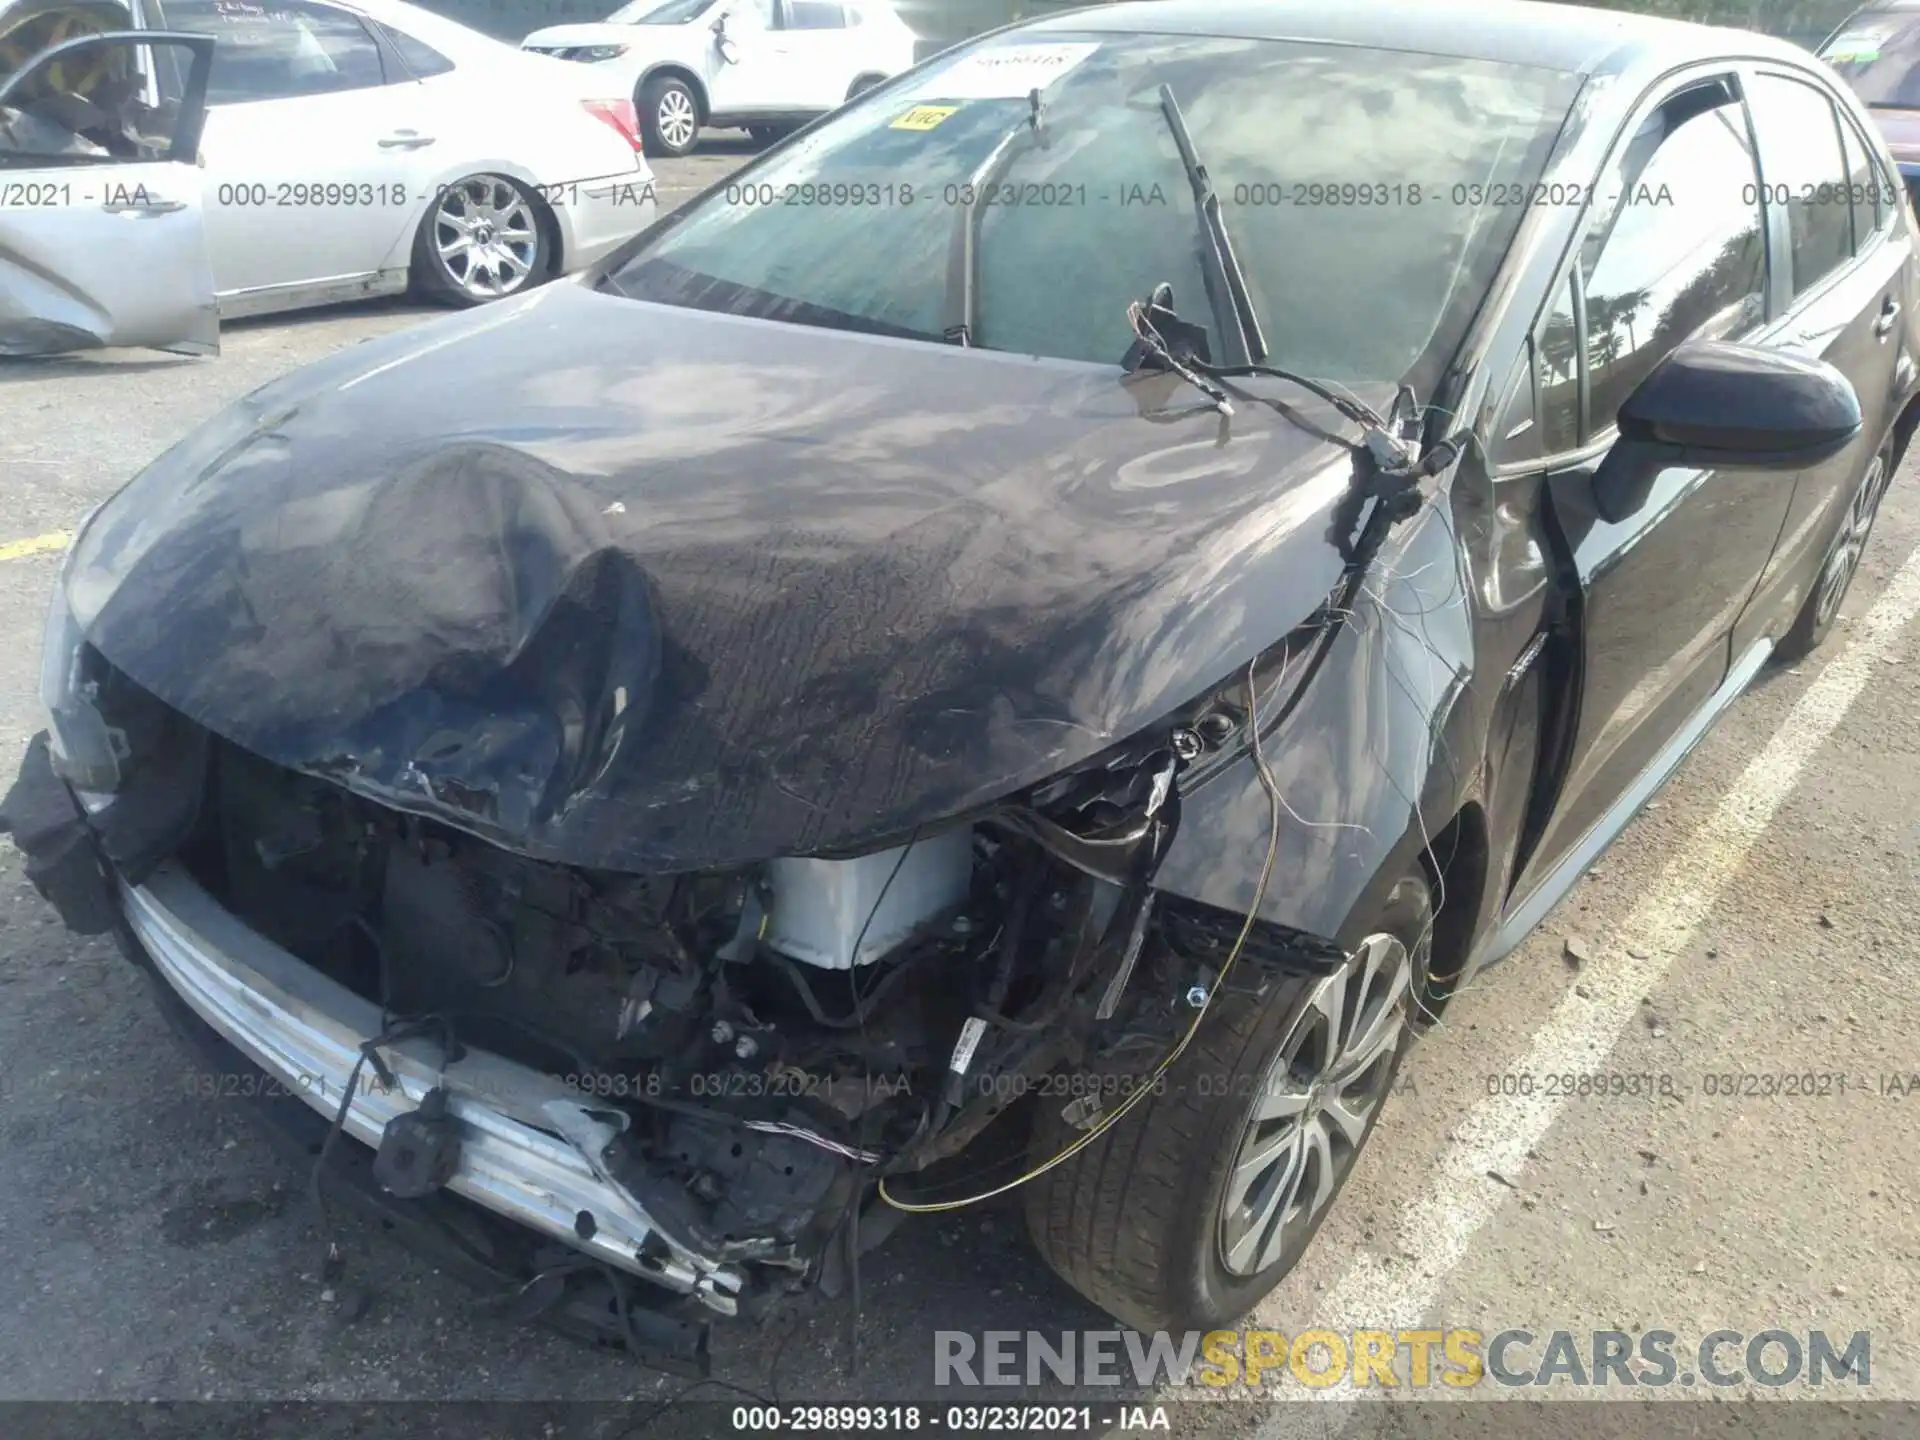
(67, 281, 1366, 870)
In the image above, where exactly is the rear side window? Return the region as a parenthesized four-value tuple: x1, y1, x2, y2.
(1748, 73, 1855, 297)
(164, 0, 387, 103)
(786, 1, 845, 29)
(1838, 108, 1899, 248)
(380, 23, 454, 79)
(1576, 87, 1765, 437)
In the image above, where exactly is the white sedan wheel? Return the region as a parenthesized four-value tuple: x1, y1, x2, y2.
(419, 174, 545, 306)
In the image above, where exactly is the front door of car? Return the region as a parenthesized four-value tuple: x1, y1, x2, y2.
(0, 30, 218, 353)
(707, 0, 791, 116)
(150, 0, 425, 302)
(1516, 75, 1804, 888)
(1736, 68, 1911, 642)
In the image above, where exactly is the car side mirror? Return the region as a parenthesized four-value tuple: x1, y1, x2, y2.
(1592, 340, 1861, 524)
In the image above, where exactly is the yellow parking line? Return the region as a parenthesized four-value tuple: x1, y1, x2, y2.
(0, 531, 72, 562)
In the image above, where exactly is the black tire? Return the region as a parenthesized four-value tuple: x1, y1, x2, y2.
(1775, 435, 1894, 663)
(409, 173, 550, 310)
(1023, 873, 1431, 1333)
(639, 74, 700, 157)
(845, 73, 884, 102)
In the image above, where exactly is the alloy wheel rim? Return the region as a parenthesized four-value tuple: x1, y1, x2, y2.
(1815, 455, 1888, 629)
(433, 177, 538, 301)
(657, 89, 696, 149)
(1217, 931, 1415, 1278)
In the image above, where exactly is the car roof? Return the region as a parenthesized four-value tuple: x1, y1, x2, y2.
(1019, 0, 1818, 78)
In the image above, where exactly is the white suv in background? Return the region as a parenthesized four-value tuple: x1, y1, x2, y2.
(523, 0, 918, 156)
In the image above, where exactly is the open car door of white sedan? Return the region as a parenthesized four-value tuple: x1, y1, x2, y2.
(0, 27, 219, 355)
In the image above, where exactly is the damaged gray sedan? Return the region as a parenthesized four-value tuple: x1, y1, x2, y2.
(7, 0, 1914, 1366)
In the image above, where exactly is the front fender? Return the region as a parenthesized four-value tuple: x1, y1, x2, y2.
(1153, 499, 1478, 948)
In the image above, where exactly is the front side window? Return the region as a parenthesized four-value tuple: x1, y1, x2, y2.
(0, 34, 206, 164)
(602, 32, 1580, 398)
(1536, 274, 1580, 454)
(1749, 73, 1856, 298)
(607, 0, 721, 23)
(164, 0, 386, 102)
(1575, 85, 1765, 438)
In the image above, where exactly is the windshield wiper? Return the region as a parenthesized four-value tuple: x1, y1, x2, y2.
(1154, 83, 1267, 366)
(942, 89, 1049, 347)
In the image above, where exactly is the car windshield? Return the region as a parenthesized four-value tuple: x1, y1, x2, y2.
(1822, 13, 1920, 108)
(599, 31, 1580, 393)
(605, 0, 716, 23)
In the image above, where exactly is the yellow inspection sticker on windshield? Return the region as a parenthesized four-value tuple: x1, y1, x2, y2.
(892, 104, 959, 132)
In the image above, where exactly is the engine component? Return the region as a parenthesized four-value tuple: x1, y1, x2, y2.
(763, 827, 974, 970)
(372, 1086, 462, 1199)
(662, 1110, 844, 1246)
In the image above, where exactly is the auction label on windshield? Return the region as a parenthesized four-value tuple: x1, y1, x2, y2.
(1823, 24, 1898, 60)
(920, 41, 1101, 100)
(892, 105, 960, 131)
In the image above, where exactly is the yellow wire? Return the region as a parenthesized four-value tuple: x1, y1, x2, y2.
(877, 659, 1284, 1214)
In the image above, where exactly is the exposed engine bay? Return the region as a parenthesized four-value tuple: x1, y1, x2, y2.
(157, 678, 1340, 1315)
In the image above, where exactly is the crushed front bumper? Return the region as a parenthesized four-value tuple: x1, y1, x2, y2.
(121, 862, 747, 1314)
(1, 729, 747, 1350)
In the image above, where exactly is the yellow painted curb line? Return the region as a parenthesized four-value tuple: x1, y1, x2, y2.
(0, 531, 72, 563)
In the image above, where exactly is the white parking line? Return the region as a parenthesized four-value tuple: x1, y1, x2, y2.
(1251, 538, 1920, 1427)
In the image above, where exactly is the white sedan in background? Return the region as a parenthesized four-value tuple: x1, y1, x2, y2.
(0, 0, 656, 354)
(523, 0, 918, 156)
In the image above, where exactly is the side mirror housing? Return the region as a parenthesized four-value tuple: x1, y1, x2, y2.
(1593, 340, 1861, 523)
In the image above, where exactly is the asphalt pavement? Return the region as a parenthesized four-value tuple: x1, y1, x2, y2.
(3, 140, 1919, 1436)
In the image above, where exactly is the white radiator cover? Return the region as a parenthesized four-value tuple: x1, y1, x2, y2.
(762, 827, 975, 970)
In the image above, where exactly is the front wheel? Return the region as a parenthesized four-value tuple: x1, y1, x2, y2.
(641, 75, 700, 156)
(410, 174, 548, 309)
(1023, 873, 1431, 1332)
(1776, 437, 1894, 662)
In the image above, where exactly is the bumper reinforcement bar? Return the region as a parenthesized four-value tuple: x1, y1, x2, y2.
(121, 863, 745, 1316)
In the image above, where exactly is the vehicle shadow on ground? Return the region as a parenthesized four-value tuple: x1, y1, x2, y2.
(222, 295, 443, 335)
(0, 352, 201, 378)
(691, 131, 767, 157)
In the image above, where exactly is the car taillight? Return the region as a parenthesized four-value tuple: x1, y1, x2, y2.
(583, 99, 644, 154)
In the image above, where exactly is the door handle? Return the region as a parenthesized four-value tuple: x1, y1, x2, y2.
(1875, 296, 1901, 337)
(378, 131, 437, 149)
(104, 195, 185, 214)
